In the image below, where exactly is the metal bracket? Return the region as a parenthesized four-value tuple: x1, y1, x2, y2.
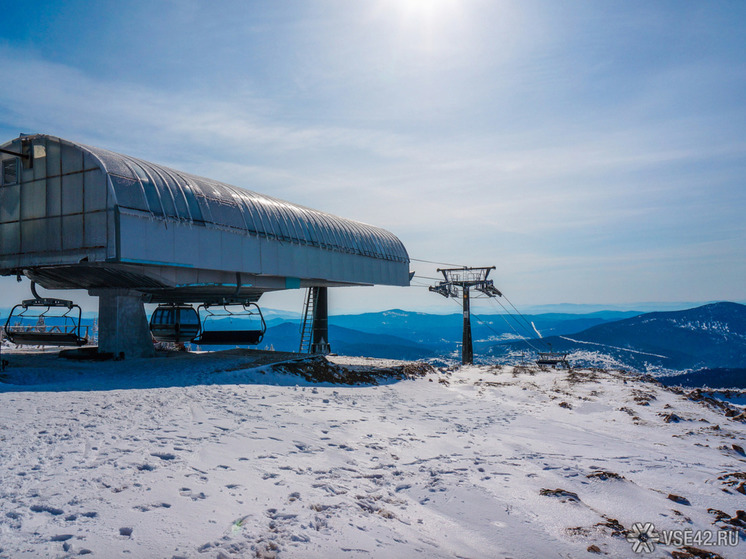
(0, 148, 29, 159)
(20, 298, 75, 309)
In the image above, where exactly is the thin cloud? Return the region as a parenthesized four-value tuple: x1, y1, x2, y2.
(0, 0, 743, 310)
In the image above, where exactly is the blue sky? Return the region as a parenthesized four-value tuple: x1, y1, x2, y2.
(0, 0, 744, 313)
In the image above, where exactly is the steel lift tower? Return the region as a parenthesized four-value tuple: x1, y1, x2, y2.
(429, 266, 502, 365)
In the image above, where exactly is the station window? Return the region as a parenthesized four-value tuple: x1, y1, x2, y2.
(2, 158, 18, 186)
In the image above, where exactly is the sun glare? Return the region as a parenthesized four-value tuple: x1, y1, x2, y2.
(375, 0, 466, 55)
(393, 0, 461, 23)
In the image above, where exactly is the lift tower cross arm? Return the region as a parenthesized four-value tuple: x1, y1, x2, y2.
(428, 266, 502, 365)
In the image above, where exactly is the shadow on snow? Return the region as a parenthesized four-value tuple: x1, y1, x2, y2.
(0, 349, 424, 393)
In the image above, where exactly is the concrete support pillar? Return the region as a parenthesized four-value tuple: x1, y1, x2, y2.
(93, 289, 154, 358)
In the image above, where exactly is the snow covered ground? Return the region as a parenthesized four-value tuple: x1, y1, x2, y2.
(0, 350, 744, 558)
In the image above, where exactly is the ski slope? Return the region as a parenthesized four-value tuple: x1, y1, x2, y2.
(0, 351, 744, 558)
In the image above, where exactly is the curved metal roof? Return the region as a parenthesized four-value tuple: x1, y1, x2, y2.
(78, 142, 408, 264)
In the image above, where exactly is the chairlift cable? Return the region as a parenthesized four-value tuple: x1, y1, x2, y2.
(411, 276, 551, 353)
(485, 297, 546, 353)
(484, 296, 535, 339)
(493, 297, 552, 350)
(409, 280, 541, 346)
(501, 293, 545, 340)
(410, 257, 467, 268)
(448, 296, 544, 354)
(414, 261, 545, 341)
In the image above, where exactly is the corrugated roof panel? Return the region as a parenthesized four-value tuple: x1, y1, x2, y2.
(150, 162, 181, 218)
(85, 146, 136, 179)
(76, 139, 408, 263)
(172, 173, 204, 222)
(110, 175, 148, 212)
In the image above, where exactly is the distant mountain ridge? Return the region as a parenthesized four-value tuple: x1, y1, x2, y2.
(4, 302, 743, 383)
(252, 308, 645, 361)
(328, 308, 640, 350)
(259, 322, 437, 360)
(493, 302, 746, 373)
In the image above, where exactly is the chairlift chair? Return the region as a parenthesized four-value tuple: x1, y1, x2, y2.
(4, 283, 88, 346)
(149, 304, 201, 343)
(192, 302, 266, 345)
(536, 352, 570, 368)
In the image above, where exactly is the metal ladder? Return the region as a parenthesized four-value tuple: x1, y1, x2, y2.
(298, 287, 317, 353)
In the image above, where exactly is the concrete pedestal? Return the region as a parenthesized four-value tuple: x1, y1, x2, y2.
(94, 290, 154, 358)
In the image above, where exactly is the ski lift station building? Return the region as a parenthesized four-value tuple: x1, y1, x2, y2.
(0, 134, 411, 357)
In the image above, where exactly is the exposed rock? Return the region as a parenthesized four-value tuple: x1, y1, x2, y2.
(594, 517, 626, 537)
(586, 471, 625, 481)
(539, 488, 581, 503)
(671, 546, 725, 559)
(707, 508, 730, 522)
(271, 357, 434, 385)
(668, 493, 691, 506)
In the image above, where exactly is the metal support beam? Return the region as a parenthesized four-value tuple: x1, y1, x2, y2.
(462, 286, 473, 365)
(311, 286, 330, 354)
(0, 329, 6, 371)
(429, 266, 501, 366)
(0, 148, 29, 158)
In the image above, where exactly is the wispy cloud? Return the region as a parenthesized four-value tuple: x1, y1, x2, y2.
(0, 0, 744, 309)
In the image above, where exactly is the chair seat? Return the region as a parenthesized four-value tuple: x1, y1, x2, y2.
(193, 330, 264, 345)
(7, 331, 87, 347)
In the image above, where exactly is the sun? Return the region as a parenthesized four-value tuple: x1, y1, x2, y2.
(394, 0, 461, 21)
(374, 0, 466, 54)
(385, 0, 462, 28)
